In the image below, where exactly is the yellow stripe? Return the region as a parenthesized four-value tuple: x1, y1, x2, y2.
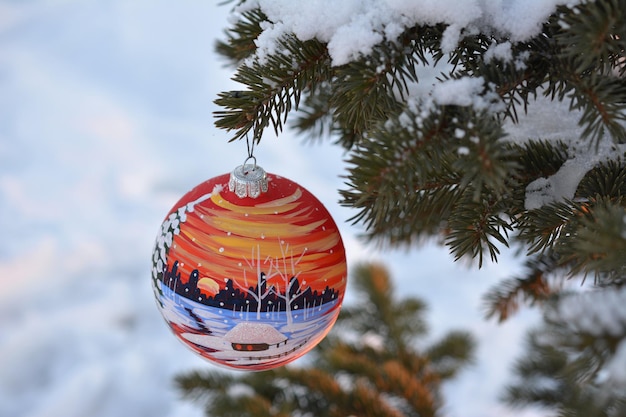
(209, 188, 302, 214)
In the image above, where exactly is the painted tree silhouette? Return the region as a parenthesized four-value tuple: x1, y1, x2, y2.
(235, 244, 273, 319)
(265, 239, 308, 326)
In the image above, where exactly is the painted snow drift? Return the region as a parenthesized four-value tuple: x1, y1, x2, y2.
(151, 171, 347, 370)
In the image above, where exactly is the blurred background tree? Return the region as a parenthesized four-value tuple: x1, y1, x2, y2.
(176, 263, 475, 417)
(183, 0, 626, 415)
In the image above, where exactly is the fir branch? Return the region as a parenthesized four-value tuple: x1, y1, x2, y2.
(445, 191, 513, 267)
(501, 140, 570, 218)
(483, 253, 562, 322)
(292, 23, 445, 147)
(328, 26, 437, 148)
(477, 28, 561, 123)
(338, 263, 429, 352)
(175, 370, 235, 402)
(378, 360, 439, 417)
(341, 104, 462, 244)
(512, 140, 569, 183)
(330, 59, 405, 147)
(575, 158, 626, 199)
(214, 35, 332, 142)
(174, 264, 474, 417)
(519, 184, 626, 281)
(504, 330, 587, 411)
(350, 380, 407, 417)
(506, 286, 626, 415)
(517, 200, 585, 255)
(563, 197, 626, 279)
(208, 4, 626, 415)
(291, 81, 334, 142)
(447, 32, 492, 75)
(236, 395, 276, 417)
(451, 111, 517, 198)
(426, 330, 476, 379)
(556, 0, 626, 77)
(567, 73, 626, 144)
(324, 343, 438, 417)
(278, 367, 405, 417)
(215, 8, 266, 65)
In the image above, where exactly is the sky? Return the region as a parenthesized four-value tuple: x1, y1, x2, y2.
(0, 1, 547, 417)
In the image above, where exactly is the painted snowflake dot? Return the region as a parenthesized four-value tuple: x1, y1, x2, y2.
(151, 169, 347, 370)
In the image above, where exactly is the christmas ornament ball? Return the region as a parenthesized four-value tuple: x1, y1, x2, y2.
(151, 165, 347, 370)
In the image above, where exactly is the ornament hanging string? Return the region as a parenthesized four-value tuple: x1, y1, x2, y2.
(243, 131, 258, 173)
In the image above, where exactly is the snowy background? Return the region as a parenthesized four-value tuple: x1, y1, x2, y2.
(0, 1, 546, 417)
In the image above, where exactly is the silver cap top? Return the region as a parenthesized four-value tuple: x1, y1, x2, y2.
(228, 164, 268, 198)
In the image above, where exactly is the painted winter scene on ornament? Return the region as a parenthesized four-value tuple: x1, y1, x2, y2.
(151, 165, 347, 371)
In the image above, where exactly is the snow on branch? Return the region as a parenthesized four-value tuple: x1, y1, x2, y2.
(237, 0, 582, 66)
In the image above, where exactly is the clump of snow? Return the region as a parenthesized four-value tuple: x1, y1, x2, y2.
(432, 76, 504, 113)
(239, 0, 582, 66)
(484, 41, 513, 64)
(432, 77, 485, 107)
(524, 137, 626, 210)
(500, 93, 626, 211)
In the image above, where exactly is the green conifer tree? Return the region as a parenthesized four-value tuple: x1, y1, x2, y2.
(176, 263, 475, 417)
(185, 0, 626, 414)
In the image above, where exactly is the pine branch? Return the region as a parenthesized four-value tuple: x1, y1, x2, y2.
(563, 197, 626, 279)
(504, 329, 598, 413)
(533, 2, 626, 145)
(175, 370, 235, 402)
(556, 0, 626, 77)
(341, 103, 462, 243)
(214, 35, 332, 142)
(291, 81, 334, 142)
(445, 190, 513, 267)
(517, 200, 586, 255)
(339, 263, 429, 352)
(425, 330, 476, 379)
(576, 158, 626, 199)
(566, 73, 626, 144)
(506, 285, 626, 415)
(278, 367, 405, 417)
(328, 28, 434, 148)
(519, 194, 626, 281)
(215, 8, 266, 65)
(324, 343, 439, 417)
(483, 253, 563, 322)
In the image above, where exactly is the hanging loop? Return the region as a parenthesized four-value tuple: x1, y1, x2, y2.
(242, 155, 257, 172)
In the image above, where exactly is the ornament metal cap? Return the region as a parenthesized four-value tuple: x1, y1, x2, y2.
(229, 159, 268, 198)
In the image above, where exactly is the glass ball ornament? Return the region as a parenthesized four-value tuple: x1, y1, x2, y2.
(151, 164, 347, 370)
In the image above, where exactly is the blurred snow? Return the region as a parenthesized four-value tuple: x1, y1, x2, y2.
(0, 2, 543, 417)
